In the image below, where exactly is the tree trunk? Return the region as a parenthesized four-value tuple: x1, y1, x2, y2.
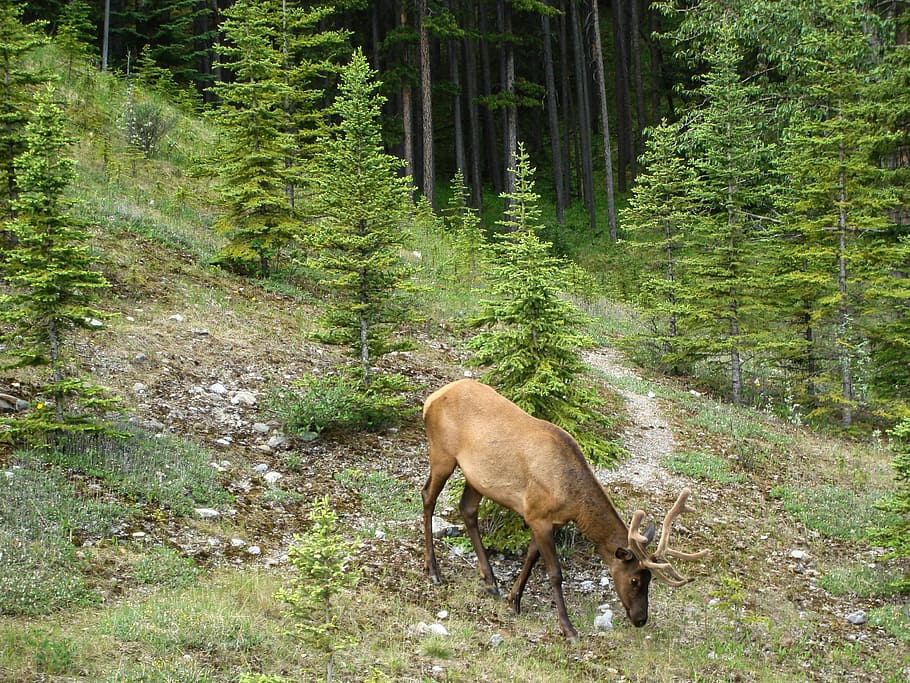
(478, 2, 501, 193)
(419, 0, 435, 207)
(463, 6, 484, 209)
(611, 0, 632, 192)
(570, 1, 596, 232)
(449, 36, 466, 177)
(589, 0, 617, 241)
(399, 2, 415, 188)
(502, 1, 517, 205)
(558, 3, 573, 203)
(630, 0, 645, 176)
(543, 11, 566, 224)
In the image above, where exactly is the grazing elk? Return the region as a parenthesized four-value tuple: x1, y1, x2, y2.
(421, 379, 709, 641)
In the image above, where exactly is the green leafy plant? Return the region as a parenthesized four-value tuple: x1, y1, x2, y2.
(662, 451, 749, 485)
(276, 497, 360, 683)
(335, 468, 418, 524)
(770, 485, 897, 541)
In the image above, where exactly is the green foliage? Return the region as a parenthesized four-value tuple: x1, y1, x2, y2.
(132, 546, 203, 589)
(276, 497, 360, 682)
(0, 83, 119, 440)
(206, 0, 296, 277)
(661, 451, 749, 485)
(270, 369, 412, 436)
(334, 468, 419, 525)
(123, 92, 176, 156)
(43, 425, 230, 515)
(467, 142, 616, 465)
(770, 484, 897, 541)
(869, 603, 910, 641)
(869, 418, 910, 564)
(305, 49, 417, 385)
(819, 565, 906, 598)
(0, 462, 131, 615)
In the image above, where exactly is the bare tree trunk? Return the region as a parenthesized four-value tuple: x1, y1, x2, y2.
(399, 3, 415, 190)
(837, 166, 853, 426)
(558, 3, 573, 203)
(611, 0, 632, 192)
(463, 5, 483, 209)
(479, 2, 502, 193)
(630, 0, 645, 177)
(419, 0, 435, 207)
(543, 11, 566, 224)
(502, 1, 517, 205)
(449, 30, 465, 177)
(588, 0, 617, 240)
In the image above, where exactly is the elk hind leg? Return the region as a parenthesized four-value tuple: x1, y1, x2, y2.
(421, 459, 456, 583)
(459, 482, 499, 596)
(529, 523, 578, 642)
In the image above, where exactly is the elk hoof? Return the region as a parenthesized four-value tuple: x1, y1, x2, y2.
(485, 585, 500, 598)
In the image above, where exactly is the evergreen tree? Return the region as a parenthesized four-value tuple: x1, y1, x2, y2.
(207, 0, 296, 277)
(468, 142, 615, 464)
(675, 22, 774, 406)
(0, 84, 117, 440)
(619, 119, 699, 371)
(306, 49, 416, 385)
(774, 1, 897, 426)
(0, 1, 46, 224)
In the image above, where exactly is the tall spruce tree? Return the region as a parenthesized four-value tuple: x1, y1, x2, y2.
(774, 1, 897, 426)
(306, 49, 416, 386)
(207, 0, 295, 277)
(468, 142, 615, 464)
(675, 22, 774, 406)
(0, 84, 117, 440)
(619, 119, 699, 371)
(0, 1, 46, 226)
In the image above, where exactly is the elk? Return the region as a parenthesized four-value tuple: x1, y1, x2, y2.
(421, 379, 709, 641)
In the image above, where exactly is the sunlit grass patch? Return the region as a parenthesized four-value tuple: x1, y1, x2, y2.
(132, 546, 204, 589)
(819, 564, 906, 598)
(869, 603, 910, 641)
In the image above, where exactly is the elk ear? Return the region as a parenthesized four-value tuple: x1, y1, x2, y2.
(615, 547, 635, 562)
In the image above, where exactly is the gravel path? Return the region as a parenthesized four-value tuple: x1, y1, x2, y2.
(584, 347, 686, 495)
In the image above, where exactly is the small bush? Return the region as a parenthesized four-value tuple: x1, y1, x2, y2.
(124, 99, 176, 155)
(269, 370, 413, 436)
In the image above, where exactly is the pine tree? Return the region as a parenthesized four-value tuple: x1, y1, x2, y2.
(773, 1, 897, 426)
(468, 142, 615, 464)
(306, 49, 416, 385)
(0, 84, 117, 440)
(675, 22, 774, 406)
(619, 119, 699, 371)
(207, 0, 296, 277)
(0, 1, 46, 224)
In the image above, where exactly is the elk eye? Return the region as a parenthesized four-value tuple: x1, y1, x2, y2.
(630, 577, 640, 588)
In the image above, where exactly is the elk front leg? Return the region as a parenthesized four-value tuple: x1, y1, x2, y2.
(459, 483, 499, 596)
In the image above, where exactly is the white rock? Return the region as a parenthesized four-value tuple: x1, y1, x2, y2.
(247, 545, 262, 555)
(263, 471, 282, 485)
(230, 538, 246, 547)
(594, 610, 614, 632)
(846, 610, 868, 625)
(488, 633, 505, 648)
(416, 622, 449, 637)
(231, 390, 256, 406)
(436, 610, 449, 620)
(789, 549, 810, 561)
(252, 463, 269, 473)
(252, 422, 270, 434)
(194, 507, 220, 519)
(267, 435, 287, 449)
(168, 314, 185, 323)
(209, 382, 228, 395)
(132, 383, 147, 395)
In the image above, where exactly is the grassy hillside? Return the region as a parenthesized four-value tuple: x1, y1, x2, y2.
(0, 51, 908, 682)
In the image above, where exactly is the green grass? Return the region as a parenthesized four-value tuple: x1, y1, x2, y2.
(335, 467, 420, 525)
(770, 485, 899, 541)
(820, 564, 907, 598)
(662, 451, 750, 485)
(132, 546, 204, 589)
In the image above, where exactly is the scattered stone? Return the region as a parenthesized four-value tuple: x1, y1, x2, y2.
(789, 549, 810, 561)
(416, 621, 449, 637)
(578, 580, 596, 593)
(436, 610, 448, 620)
(131, 531, 147, 539)
(168, 314, 185, 323)
(194, 507, 220, 519)
(488, 633, 505, 648)
(594, 609, 614, 632)
(132, 383, 147, 395)
(432, 516, 460, 538)
(230, 538, 246, 548)
(192, 328, 210, 336)
(231, 390, 256, 406)
(263, 471, 282, 485)
(134, 352, 147, 362)
(86, 318, 104, 328)
(247, 545, 262, 555)
(847, 610, 868, 625)
(215, 438, 232, 447)
(209, 382, 228, 395)
(374, 529, 386, 540)
(267, 434, 287, 449)
(252, 422, 270, 434)
(299, 431, 319, 442)
(252, 463, 269, 473)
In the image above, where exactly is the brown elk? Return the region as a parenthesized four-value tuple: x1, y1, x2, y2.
(421, 379, 709, 641)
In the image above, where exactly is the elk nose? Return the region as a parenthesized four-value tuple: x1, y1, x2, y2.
(632, 616, 648, 628)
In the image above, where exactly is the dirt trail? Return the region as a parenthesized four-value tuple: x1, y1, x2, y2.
(584, 347, 686, 495)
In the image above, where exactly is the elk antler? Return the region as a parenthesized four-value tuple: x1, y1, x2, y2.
(627, 488, 710, 587)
